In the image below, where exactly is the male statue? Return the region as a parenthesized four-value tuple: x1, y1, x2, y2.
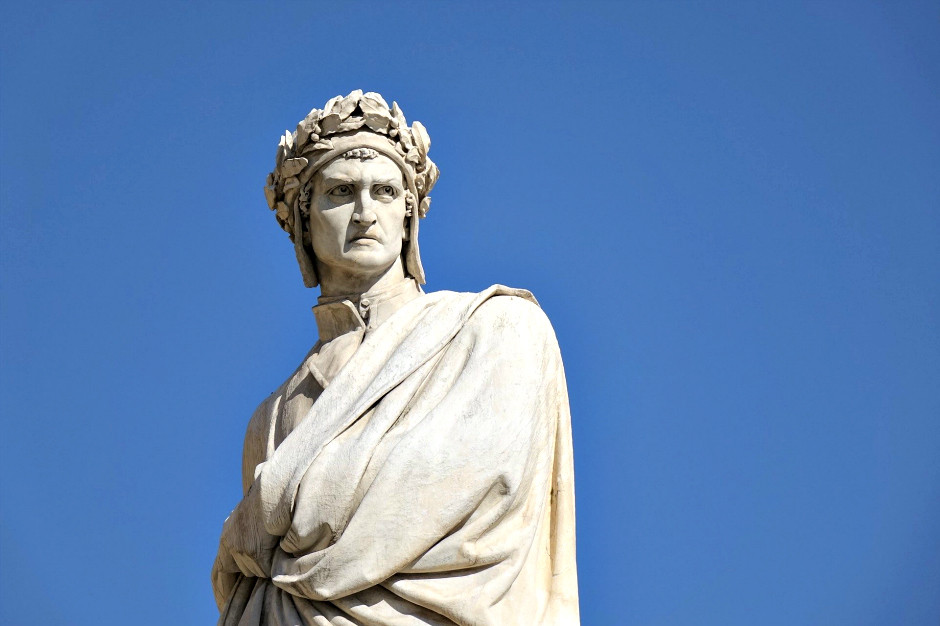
(212, 91, 580, 625)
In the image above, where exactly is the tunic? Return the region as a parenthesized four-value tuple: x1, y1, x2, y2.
(212, 281, 579, 625)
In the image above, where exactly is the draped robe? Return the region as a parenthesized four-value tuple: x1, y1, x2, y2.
(212, 283, 579, 625)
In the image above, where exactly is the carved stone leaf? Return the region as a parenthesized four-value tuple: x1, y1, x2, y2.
(360, 97, 391, 133)
(281, 157, 308, 179)
(426, 162, 440, 190)
(275, 201, 290, 220)
(390, 102, 407, 129)
(336, 89, 363, 120)
(323, 95, 343, 115)
(319, 113, 341, 134)
(264, 184, 277, 209)
(311, 139, 334, 151)
(295, 122, 311, 147)
(335, 117, 365, 133)
(412, 121, 430, 156)
(363, 92, 389, 110)
(303, 112, 322, 138)
(282, 177, 301, 191)
(399, 127, 414, 150)
(276, 137, 288, 166)
(405, 148, 421, 164)
(283, 186, 299, 209)
(364, 114, 390, 133)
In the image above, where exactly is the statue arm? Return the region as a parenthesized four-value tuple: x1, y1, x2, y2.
(241, 393, 279, 496)
(211, 390, 281, 610)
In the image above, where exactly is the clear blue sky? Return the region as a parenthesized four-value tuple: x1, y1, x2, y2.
(1, 2, 938, 625)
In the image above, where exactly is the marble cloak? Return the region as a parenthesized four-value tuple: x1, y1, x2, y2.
(212, 286, 580, 625)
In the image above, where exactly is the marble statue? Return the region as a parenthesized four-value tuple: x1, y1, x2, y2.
(211, 90, 580, 625)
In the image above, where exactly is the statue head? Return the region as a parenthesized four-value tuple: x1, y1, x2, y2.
(264, 90, 439, 288)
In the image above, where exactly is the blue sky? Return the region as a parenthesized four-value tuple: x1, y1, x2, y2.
(1, 2, 938, 624)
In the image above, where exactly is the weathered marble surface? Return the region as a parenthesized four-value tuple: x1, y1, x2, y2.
(212, 91, 580, 625)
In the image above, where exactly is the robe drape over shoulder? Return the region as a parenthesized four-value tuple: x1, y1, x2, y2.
(212, 284, 579, 625)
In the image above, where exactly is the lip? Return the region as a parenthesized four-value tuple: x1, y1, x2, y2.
(349, 234, 379, 244)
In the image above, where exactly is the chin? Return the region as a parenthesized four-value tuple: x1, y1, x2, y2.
(339, 250, 399, 273)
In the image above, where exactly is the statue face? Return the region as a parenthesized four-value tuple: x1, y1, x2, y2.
(309, 154, 408, 280)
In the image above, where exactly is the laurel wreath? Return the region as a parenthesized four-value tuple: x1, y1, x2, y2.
(264, 90, 439, 241)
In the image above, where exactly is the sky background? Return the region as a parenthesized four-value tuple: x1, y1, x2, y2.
(2, 2, 938, 625)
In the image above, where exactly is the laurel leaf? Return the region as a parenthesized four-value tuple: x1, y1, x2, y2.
(360, 96, 391, 133)
(412, 121, 430, 156)
(335, 117, 365, 133)
(336, 90, 362, 119)
(362, 92, 389, 109)
(364, 114, 389, 133)
(359, 96, 384, 116)
(399, 127, 413, 150)
(281, 157, 308, 178)
(295, 122, 311, 147)
(283, 186, 299, 209)
(390, 102, 407, 129)
(323, 95, 343, 115)
(276, 134, 290, 166)
(319, 113, 341, 134)
(426, 162, 439, 190)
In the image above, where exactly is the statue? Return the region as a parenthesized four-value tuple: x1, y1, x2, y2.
(211, 90, 580, 625)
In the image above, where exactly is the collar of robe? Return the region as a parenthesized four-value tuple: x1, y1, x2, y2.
(312, 277, 423, 342)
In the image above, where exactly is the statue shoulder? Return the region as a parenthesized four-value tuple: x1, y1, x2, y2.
(464, 284, 557, 345)
(243, 345, 316, 441)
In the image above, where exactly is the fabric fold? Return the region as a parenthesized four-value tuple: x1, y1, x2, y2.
(212, 286, 579, 625)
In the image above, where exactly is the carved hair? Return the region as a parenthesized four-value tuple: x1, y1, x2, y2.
(342, 147, 380, 160)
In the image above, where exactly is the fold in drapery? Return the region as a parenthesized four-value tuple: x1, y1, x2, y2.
(212, 286, 580, 625)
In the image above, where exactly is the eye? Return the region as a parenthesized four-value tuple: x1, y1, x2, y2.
(329, 184, 352, 197)
(374, 184, 397, 198)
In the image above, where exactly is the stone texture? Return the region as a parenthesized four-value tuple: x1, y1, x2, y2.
(212, 91, 580, 625)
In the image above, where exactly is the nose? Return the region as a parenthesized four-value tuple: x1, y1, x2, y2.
(352, 190, 377, 226)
